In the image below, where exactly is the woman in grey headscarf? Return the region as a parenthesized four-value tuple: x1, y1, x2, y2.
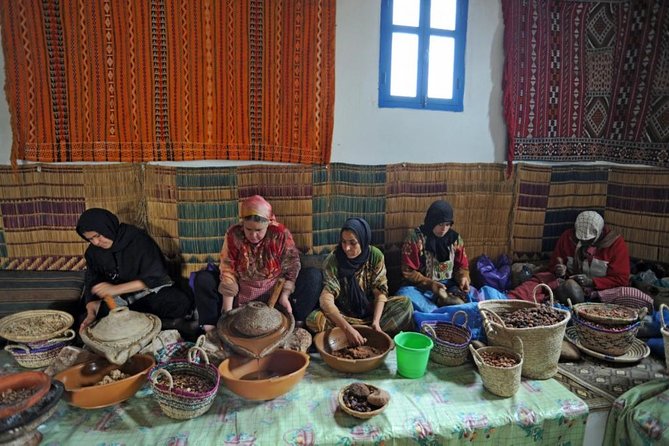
(548, 211, 630, 302)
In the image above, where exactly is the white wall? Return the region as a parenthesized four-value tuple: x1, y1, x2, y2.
(0, 0, 505, 166)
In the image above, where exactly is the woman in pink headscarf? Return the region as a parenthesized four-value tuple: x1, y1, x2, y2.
(193, 195, 321, 332)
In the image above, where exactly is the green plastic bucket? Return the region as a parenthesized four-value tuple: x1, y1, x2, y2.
(394, 331, 434, 378)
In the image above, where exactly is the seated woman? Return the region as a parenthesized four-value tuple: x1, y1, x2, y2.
(305, 217, 413, 345)
(397, 200, 471, 313)
(509, 211, 632, 304)
(76, 208, 193, 331)
(192, 195, 321, 332)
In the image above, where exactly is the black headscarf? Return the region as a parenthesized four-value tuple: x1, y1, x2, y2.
(420, 200, 459, 262)
(76, 208, 140, 253)
(335, 217, 372, 318)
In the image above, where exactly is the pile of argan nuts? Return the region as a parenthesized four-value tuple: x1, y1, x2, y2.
(478, 351, 519, 368)
(499, 306, 565, 328)
(341, 382, 390, 413)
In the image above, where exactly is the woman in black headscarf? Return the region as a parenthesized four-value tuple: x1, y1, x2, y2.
(398, 200, 471, 313)
(76, 208, 192, 330)
(305, 217, 413, 345)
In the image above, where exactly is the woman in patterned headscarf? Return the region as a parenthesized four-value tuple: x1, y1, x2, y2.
(192, 195, 321, 332)
(305, 217, 413, 345)
(397, 200, 471, 313)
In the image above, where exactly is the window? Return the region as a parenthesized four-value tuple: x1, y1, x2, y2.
(379, 0, 468, 111)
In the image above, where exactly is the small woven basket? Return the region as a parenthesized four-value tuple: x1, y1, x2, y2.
(153, 335, 206, 364)
(0, 310, 74, 343)
(420, 311, 472, 366)
(469, 337, 523, 398)
(660, 304, 669, 371)
(4, 329, 76, 369)
(338, 383, 389, 419)
(572, 315, 639, 356)
(149, 347, 220, 420)
(479, 283, 569, 380)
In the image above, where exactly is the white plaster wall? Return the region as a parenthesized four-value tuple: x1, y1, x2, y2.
(0, 0, 505, 166)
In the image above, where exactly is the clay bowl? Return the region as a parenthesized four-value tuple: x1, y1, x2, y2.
(0, 371, 51, 419)
(0, 380, 63, 441)
(338, 382, 390, 419)
(218, 349, 309, 401)
(54, 353, 155, 409)
(313, 325, 394, 373)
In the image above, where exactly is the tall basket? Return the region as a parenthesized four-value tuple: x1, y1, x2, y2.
(149, 347, 220, 420)
(479, 283, 570, 379)
(660, 304, 669, 371)
(420, 311, 472, 366)
(469, 337, 523, 397)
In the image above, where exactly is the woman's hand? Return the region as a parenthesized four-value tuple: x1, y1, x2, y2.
(344, 325, 367, 346)
(371, 321, 382, 333)
(91, 282, 118, 298)
(278, 291, 293, 314)
(80, 300, 101, 331)
(430, 281, 445, 295)
(458, 276, 470, 292)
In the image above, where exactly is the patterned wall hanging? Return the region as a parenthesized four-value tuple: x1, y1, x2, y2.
(502, 0, 669, 171)
(0, 0, 335, 165)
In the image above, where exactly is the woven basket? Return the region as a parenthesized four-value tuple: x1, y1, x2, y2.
(469, 337, 523, 398)
(149, 347, 220, 420)
(572, 315, 639, 356)
(4, 330, 75, 369)
(479, 283, 570, 379)
(660, 304, 669, 371)
(569, 301, 646, 326)
(338, 383, 389, 419)
(153, 335, 206, 364)
(0, 310, 74, 343)
(420, 311, 472, 366)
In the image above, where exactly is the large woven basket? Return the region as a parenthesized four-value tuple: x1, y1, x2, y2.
(660, 304, 669, 371)
(469, 337, 523, 398)
(420, 311, 472, 366)
(149, 347, 220, 420)
(4, 330, 75, 369)
(479, 283, 570, 379)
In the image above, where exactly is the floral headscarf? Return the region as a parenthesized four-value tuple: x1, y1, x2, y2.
(240, 195, 277, 224)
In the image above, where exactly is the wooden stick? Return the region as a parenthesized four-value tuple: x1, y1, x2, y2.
(267, 278, 286, 309)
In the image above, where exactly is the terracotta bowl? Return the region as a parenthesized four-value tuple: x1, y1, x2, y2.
(313, 325, 394, 373)
(218, 349, 309, 401)
(0, 371, 51, 419)
(54, 353, 155, 409)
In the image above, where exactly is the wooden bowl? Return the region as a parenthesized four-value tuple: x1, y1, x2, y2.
(218, 349, 309, 401)
(54, 353, 155, 409)
(338, 383, 389, 419)
(0, 371, 51, 419)
(313, 325, 393, 373)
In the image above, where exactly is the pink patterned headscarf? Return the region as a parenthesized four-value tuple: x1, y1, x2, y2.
(240, 195, 276, 223)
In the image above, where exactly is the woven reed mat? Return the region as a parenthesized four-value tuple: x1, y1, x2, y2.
(555, 355, 667, 412)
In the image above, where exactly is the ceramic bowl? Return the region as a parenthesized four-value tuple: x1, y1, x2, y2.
(218, 349, 309, 401)
(54, 353, 155, 409)
(0, 371, 51, 419)
(312, 325, 394, 373)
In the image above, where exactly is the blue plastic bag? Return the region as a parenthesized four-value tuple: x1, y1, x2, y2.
(474, 254, 511, 291)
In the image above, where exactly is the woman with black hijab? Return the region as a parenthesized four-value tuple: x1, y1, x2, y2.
(76, 208, 192, 330)
(398, 200, 471, 313)
(305, 217, 413, 345)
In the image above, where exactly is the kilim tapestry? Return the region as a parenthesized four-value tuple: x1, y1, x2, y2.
(0, 0, 335, 165)
(502, 0, 669, 170)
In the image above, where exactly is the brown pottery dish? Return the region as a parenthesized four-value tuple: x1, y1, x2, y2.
(0, 371, 51, 419)
(218, 349, 309, 401)
(313, 325, 393, 373)
(338, 382, 390, 419)
(54, 353, 155, 409)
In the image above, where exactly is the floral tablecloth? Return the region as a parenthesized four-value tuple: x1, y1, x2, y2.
(1, 350, 588, 445)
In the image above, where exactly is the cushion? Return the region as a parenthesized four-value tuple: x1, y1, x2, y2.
(0, 270, 85, 319)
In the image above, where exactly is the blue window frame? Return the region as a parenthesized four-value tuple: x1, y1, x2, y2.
(379, 0, 468, 111)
